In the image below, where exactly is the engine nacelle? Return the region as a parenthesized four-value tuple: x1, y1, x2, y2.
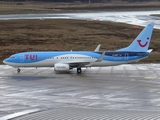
(54, 63, 70, 72)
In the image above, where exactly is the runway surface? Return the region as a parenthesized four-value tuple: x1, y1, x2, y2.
(0, 64, 160, 119)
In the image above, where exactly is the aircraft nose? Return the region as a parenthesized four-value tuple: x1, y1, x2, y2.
(3, 59, 8, 65)
(3, 59, 6, 64)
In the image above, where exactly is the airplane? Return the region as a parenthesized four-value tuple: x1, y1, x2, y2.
(3, 23, 154, 74)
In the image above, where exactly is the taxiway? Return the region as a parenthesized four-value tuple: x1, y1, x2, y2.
(0, 64, 160, 119)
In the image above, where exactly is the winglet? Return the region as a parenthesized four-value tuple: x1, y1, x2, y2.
(94, 44, 101, 51)
(96, 51, 105, 62)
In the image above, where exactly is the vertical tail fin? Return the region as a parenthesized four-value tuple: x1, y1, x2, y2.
(117, 23, 154, 52)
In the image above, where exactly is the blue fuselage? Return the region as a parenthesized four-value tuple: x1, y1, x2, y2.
(3, 51, 149, 67)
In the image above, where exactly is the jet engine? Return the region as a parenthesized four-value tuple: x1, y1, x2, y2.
(54, 63, 70, 72)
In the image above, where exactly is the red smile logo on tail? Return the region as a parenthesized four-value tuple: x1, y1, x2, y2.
(137, 37, 149, 47)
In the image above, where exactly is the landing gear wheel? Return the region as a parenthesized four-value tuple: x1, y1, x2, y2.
(17, 68, 21, 73)
(77, 68, 82, 74)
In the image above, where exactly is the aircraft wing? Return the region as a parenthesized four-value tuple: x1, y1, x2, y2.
(63, 51, 105, 67)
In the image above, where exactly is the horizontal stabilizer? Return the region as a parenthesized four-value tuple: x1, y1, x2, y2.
(147, 49, 153, 53)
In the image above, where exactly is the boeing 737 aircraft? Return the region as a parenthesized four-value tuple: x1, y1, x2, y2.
(3, 23, 154, 73)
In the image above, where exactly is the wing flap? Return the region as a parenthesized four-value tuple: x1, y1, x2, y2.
(63, 51, 105, 67)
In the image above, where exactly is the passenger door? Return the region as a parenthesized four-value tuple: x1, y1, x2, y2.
(20, 55, 24, 62)
(125, 53, 128, 61)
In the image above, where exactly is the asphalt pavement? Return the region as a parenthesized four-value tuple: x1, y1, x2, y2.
(0, 64, 160, 119)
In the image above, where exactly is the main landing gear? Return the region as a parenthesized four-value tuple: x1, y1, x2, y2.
(17, 68, 21, 73)
(77, 67, 82, 74)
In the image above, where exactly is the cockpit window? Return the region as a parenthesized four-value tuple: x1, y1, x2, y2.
(10, 56, 15, 59)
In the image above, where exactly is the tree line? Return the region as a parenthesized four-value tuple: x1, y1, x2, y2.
(0, 0, 157, 2)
